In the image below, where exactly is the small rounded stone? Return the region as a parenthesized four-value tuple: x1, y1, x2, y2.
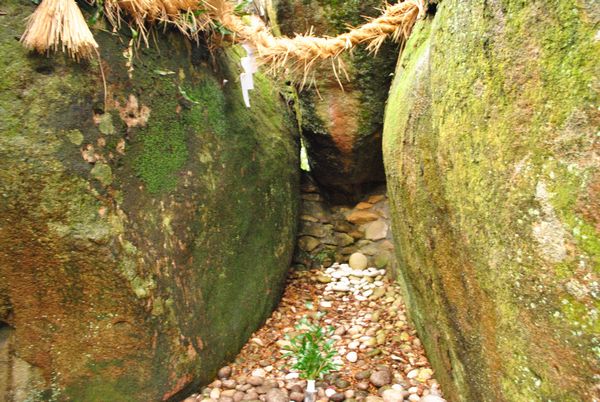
(218, 366, 233, 379)
(349, 253, 368, 270)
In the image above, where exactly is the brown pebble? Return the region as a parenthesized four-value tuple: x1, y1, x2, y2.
(255, 386, 271, 395)
(223, 380, 237, 389)
(330, 393, 346, 402)
(210, 380, 223, 389)
(218, 366, 232, 379)
(248, 377, 264, 386)
(264, 380, 279, 389)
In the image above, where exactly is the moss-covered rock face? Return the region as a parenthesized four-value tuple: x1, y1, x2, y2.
(383, 1, 599, 400)
(0, 1, 299, 399)
(272, 0, 397, 202)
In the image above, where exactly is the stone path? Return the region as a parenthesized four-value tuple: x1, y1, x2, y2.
(182, 263, 445, 402)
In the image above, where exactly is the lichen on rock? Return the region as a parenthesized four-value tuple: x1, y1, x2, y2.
(0, 0, 299, 399)
(383, 1, 600, 400)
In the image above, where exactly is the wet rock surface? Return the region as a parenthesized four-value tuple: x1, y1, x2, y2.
(181, 266, 444, 402)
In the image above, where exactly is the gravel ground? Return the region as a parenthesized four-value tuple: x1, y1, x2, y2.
(182, 264, 445, 402)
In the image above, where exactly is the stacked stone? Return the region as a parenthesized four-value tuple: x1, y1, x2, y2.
(294, 180, 395, 272)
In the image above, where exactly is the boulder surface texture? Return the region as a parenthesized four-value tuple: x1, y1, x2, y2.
(0, 0, 299, 400)
(273, 0, 397, 202)
(383, 1, 599, 401)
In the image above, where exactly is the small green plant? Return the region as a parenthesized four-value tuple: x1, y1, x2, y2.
(284, 316, 339, 380)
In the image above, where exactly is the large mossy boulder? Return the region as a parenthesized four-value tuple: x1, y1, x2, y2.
(383, 1, 599, 401)
(0, 1, 299, 400)
(271, 0, 397, 202)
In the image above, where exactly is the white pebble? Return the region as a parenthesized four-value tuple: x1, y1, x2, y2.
(346, 351, 358, 363)
(325, 389, 336, 398)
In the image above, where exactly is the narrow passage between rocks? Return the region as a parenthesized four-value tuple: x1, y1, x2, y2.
(181, 264, 444, 402)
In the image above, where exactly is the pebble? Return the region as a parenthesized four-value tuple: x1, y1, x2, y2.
(290, 392, 304, 402)
(335, 379, 350, 389)
(370, 370, 392, 387)
(355, 370, 371, 380)
(248, 377, 264, 386)
(417, 369, 433, 382)
(381, 389, 404, 402)
(334, 326, 346, 336)
(210, 389, 221, 400)
(346, 351, 358, 363)
(419, 396, 447, 402)
(218, 366, 233, 379)
(349, 253, 368, 270)
(265, 389, 287, 402)
(210, 380, 223, 389)
(357, 382, 370, 391)
(222, 380, 237, 389)
(330, 393, 346, 402)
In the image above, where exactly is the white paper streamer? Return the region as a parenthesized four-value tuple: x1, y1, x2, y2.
(240, 43, 257, 108)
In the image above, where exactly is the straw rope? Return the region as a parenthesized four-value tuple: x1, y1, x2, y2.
(221, 0, 425, 78)
(21, 0, 99, 59)
(21, 0, 426, 77)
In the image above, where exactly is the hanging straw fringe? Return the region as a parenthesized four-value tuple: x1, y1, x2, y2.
(221, 0, 424, 83)
(21, 0, 98, 59)
(21, 0, 425, 77)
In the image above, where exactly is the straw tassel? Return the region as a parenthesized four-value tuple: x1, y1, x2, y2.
(21, 0, 98, 60)
(21, 0, 425, 79)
